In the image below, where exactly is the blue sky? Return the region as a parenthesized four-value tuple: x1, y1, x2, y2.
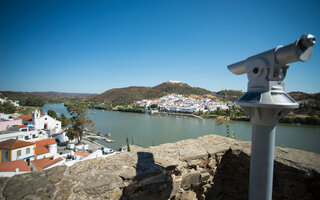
(0, 0, 319, 94)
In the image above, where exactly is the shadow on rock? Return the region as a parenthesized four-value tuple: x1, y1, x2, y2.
(121, 152, 175, 200)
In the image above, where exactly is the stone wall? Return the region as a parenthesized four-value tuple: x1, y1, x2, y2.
(0, 134, 319, 200)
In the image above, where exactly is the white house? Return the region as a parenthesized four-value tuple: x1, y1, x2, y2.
(0, 139, 35, 165)
(74, 150, 90, 159)
(11, 125, 29, 132)
(0, 113, 10, 120)
(0, 118, 23, 132)
(18, 110, 61, 134)
(0, 130, 48, 142)
(0, 98, 19, 107)
(34, 138, 58, 159)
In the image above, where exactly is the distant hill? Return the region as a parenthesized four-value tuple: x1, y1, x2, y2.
(90, 81, 320, 106)
(0, 91, 97, 101)
(90, 82, 213, 104)
(288, 92, 320, 103)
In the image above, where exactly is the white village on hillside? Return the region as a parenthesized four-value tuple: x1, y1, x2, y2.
(134, 94, 230, 113)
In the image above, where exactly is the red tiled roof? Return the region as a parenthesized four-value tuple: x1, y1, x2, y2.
(0, 159, 31, 172)
(31, 156, 63, 171)
(74, 151, 90, 157)
(18, 114, 45, 121)
(34, 138, 56, 155)
(18, 114, 32, 121)
(0, 139, 34, 150)
(16, 125, 27, 128)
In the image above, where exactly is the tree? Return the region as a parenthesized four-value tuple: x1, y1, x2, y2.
(214, 107, 223, 115)
(0, 102, 16, 114)
(60, 113, 69, 127)
(47, 110, 58, 119)
(217, 89, 237, 139)
(126, 136, 131, 152)
(150, 104, 158, 109)
(22, 97, 46, 107)
(66, 105, 95, 144)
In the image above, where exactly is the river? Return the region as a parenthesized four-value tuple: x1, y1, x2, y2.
(43, 103, 320, 154)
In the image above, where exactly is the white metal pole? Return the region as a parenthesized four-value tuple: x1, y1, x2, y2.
(249, 123, 276, 200)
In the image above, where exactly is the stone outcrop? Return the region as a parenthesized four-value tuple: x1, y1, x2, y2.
(1, 134, 320, 200)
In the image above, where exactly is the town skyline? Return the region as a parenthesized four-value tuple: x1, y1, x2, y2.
(1, 0, 320, 93)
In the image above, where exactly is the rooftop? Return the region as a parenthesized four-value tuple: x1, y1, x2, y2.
(18, 113, 45, 121)
(16, 125, 27, 128)
(0, 130, 39, 139)
(74, 150, 90, 157)
(31, 156, 63, 171)
(35, 138, 56, 155)
(0, 139, 34, 150)
(0, 159, 31, 172)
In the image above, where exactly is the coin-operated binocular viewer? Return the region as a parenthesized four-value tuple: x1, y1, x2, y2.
(227, 34, 316, 200)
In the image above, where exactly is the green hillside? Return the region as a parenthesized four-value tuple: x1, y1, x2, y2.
(90, 82, 213, 104)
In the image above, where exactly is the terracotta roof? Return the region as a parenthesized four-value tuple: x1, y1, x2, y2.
(0, 139, 34, 150)
(0, 159, 31, 172)
(16, 125, 27, 128)
(18, 114, 32, 121)
(31, 156, 63, 171)
(18, 114, 45, 121)
(34, 138, 56, 155)
(74, 151, 90, 157)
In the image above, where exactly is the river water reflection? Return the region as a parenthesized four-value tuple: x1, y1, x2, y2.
(43, 103, 320, 154)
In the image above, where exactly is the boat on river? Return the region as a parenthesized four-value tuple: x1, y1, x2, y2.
(105, 138, 114, 143)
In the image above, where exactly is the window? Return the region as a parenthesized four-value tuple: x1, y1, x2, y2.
(45, 118, 47, 120)
(26, 148, 30, 154)
(5, 151, 9, 160)
(17, 150, 21, 157)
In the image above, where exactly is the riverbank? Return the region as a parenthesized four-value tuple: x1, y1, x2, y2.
(65, 102, 320, 125)
(153, 112, 203, 119)
(199, 112, 320, 125)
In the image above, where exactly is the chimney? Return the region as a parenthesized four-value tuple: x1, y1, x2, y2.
(53, 154, 59, 160)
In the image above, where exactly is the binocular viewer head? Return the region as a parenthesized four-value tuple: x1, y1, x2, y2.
(228, 34, 316, 76)
(227, 34, 316, 110)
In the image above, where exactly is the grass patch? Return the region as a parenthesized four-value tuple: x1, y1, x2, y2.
(17, 106, 43, 115)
